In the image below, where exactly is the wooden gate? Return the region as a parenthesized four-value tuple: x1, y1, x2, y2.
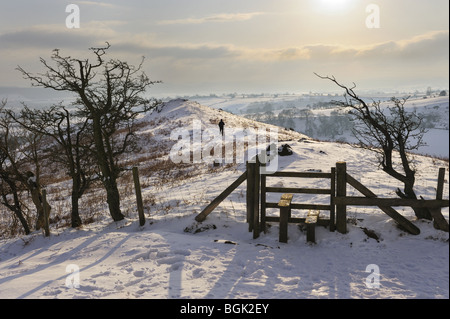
(257, 166, 336, 238)
(195, 159, 449, 240)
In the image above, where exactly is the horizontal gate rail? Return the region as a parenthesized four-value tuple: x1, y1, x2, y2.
(266, 202, 332, 211)
(266, 171, 332, 178)
(265, 187, 332, 194)
(334, 196, 449, 208)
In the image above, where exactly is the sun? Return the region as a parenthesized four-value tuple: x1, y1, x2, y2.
(320, 0, 350, 6)
(317, 0, 352, 13)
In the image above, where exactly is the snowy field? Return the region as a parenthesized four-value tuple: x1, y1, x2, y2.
(0, 99, 448, 300)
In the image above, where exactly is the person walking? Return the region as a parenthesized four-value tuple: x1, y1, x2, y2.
(218, 119, 225, 136)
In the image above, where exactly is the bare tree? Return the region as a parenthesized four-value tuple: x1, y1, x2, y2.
(9, 104, 97, 228)
(0, 100, 30, 234)
(0, 100, 50, 233)
(316, 73, 431, 220)
(0, 168, 30, 235)
(17, 43, 162, 222)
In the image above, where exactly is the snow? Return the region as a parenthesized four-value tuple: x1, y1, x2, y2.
(0, 99, 448, 299)
(199, 95, 450, 159)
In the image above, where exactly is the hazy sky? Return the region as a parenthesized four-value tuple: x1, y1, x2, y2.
(0, 0, 448, 96)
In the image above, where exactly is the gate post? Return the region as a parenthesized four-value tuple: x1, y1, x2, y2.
(133, 167, 146, 227)
(247, 161, 255, 232)
(260, 165, 267, 233)
(42, 189, 50, 237)
(330, 166, 336, 232)
(253, 155, 261, 239)
(336, 162, 347, 234)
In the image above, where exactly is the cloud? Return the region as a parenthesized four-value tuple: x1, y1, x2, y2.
(356, 30, 449, 61)
(0, 20, 447, 92)
(1, 22, 447, 66)
(232, 30, 448, 63)
(122, 43, 239, 60)
(0, 22, 123, 51)
(158, 12, 266, 25)
(0, 23, 238, 63)
(75, 1, 121, 9)
(265, 30, 449, 63)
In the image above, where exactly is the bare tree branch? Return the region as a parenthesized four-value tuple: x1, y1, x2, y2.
(17, 43, 162, 222)
(315, 73, 432, 220)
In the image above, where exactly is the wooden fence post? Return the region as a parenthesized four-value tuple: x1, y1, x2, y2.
(436, 168, 445, 198)
(247, 161, 255, 232)
(253, 155, 261, 239)
(330, 167, 336, 232)
(279, 205, 289, 243)
(260, 167, 267, 233)
(42, 189, 50, 237)
(336, 162, 347, 234)
(132, 167, 146, 227)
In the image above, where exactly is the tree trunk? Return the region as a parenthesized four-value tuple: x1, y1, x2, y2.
(2, 192, 30, 235)
(69, 172, 84, 227)
(397, 183, 432, 220)
(390, 158, 432, 221)
(1, 177, 31, 235)
(31, 189, 44, 230)
(31, 188, 52, 230)
(105, 179, 124, 221)
(13, 207, 31, 235)
(91, 115, 124, 222)
(413, 207, 432, 221)
(71, 189, 82, 228)
(11, 190, 30, 234)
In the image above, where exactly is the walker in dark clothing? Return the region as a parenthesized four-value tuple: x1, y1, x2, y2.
(219, 119, 225, 136)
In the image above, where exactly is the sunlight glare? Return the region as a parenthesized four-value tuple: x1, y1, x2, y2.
(318, 0, 352, 13)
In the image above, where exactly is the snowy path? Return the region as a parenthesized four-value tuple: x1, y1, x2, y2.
(0, 213, 448, 299)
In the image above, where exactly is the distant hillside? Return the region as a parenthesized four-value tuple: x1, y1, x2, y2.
(201, 95, 449, 158)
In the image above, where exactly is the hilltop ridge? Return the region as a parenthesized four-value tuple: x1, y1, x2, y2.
(141, 98, 308, 142)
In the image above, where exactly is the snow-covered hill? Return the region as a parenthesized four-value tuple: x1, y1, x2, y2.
(198, 95, 449, 158)
(0, 99, 448, 299)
